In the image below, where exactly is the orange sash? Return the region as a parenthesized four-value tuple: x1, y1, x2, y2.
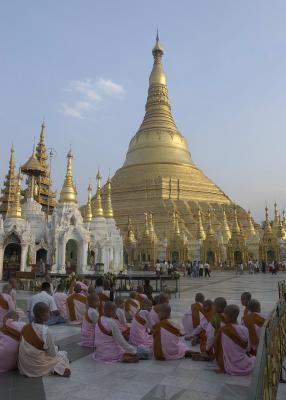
(153, 304, 161, 314)
(98, 293, 110, 316)
(98, 317, 112, 336)
(136, 294, 145, 308)
(199, 310, 214, 353)
(135, 312, 146, 326)
(125, 298, 139, 313)
(191, 303, 203, 328)
(243, 313, 266, 346)
(243, 307, 249, 317)
(214, 324, 248, 371)
(153, 319, 182, 361)
(21, 324, 44, 350)
(67, 293, 87, 321)
(0, 324, 21, 341)
(0, 295, 9, 310)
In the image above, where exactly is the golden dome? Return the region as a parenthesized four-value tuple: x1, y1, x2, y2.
(21, 150, 44, 176)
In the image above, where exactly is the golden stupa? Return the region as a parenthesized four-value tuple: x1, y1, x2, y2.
(93, 34, 251, 260)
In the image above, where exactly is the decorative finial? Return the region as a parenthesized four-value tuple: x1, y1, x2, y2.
(59, 148, 77, 204)
(221, 207, 231, 241)
(156, 28, 159, 42)
(231, 206, 241, 235)
(84, 184, 93, 223)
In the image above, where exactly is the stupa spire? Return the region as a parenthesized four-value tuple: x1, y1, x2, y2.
(196, 208, 206, 240)
(264, 206, 272, 234)
(232, 206, 241, 235)
(206, 209, 215, 237)
(0, 144, 17, 215)
(221, 208, 231, 241)
(7, 169, 22, 219)
(84, 184, 93, 223)
(247, 210, 256, 236)
(93, 171, 104, 217)
(59, 148, 77, 204)
(104, 176, 114, 218)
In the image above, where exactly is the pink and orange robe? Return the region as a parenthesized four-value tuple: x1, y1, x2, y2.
(242, 312, 267, 354)
(129, 310, 153, 348)
(182, 302, 203, 336)
(152, 319, 189, 360)
(66, 292, 87, 324)
(149, 304, 161, 326)
(80, 307, 99, 348)
(0, 319, 26, 372)
(0, 293, 15, 327)
(18, 322, 70, 377)
(53, 292, 68, 320)
(93, 316, 136, 363)
(214, 323, 255, 375)
(124, 298, 140, 321)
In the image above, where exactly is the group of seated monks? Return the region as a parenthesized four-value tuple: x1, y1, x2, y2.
(0, 276, 267, 378)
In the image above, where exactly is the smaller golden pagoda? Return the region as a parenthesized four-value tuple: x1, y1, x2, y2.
(93, 171, 104, 217)
(0, 144, 18, 215)
(104, 177, 114, 218)
(7, 169, 22, 219)
(59, 148, 77, 204)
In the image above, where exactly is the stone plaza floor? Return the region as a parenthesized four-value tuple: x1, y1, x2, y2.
(1, 271, 286, 400)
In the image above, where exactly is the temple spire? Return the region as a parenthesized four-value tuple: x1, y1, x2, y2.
(126, 216, 136, 244)
(206, 209, 215, 237)
(7, 169, 22, 219)
(59, 148, 77, 204)
(84, 184, 93, 223)
(93, 171, 104, 217)
(264, 206, 272, 234)
(104, 176, 114, 218)
(232, 206, 241, 235)
(247, 210, 256, 236)
(0, 144, 17, 215)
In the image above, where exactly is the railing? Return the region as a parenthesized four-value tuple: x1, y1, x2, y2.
(248, 280, 286, 400)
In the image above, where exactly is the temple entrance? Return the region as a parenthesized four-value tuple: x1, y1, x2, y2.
(171, 251, 179, 264)
(267, 249, 275, 263)
(65, 239, 78, 273)
(234, 250, 242, 265)
(3, 239, 21, 280)
(207, 251, 215, 265)
(36, 248, 47, 264)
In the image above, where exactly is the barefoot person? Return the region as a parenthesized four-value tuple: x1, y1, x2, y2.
(153, 304, 191, 360)
(182, 293, 205, 339)
(18, 302, 71, 377)
(80, 293, 99, 348)
(214, 304, 255, 375)
(94, 302, 138, 363)
(242, 299, 267, 355)
(129, 299, 153, 348)
(0, 311, 25, 373)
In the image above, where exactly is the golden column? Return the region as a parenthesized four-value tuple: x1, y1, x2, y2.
(7, 169, 22, 219)
(104, 177, 114, 218)
(93, 171, 104, 217)
(59, 148, 77, 204)
(84, 184, 93, 223)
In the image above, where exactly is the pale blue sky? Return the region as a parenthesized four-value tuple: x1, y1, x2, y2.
(0, 0, 286, 222)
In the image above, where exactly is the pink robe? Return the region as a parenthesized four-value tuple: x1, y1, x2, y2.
(0, 319, 26, 372)
(221, 324, 256, 375)
(0, 293, 15, 327)
(67, 293, 87, 324)
(114, 308, 129, 333)
(129, 310, 153, 348)
(150, 307, 160, 326)
(76, 281, 89, 295)
(157, 319, 189, 360)
(53, 292, 68, 319)
(93, 317, 135, 363)
(182, 303, 203, 336)
(80, 308, 98, 348)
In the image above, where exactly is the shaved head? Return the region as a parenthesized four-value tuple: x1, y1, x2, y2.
(104, 301, 116, 317)
(214, 297, 227, 313)
(195, 293, 205, 303)
(3, 311, 19, 323)
(248, 299, 261, 313)
(142, 298, 152, 311)
(203, 299, 213, 313)
(33, 302, 49, 320)
(158, 303, 171, 320)
(157, 293, 169, 305)
(87, 293, 99, 307)
(224, 305, 240, 323)
(74, 283, 82, 293)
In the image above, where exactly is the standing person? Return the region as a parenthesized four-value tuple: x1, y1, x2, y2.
(18, 303, 71, 377)
(143, 280, 153, 302)
(239, 262, 244, 275)
(155, 260, 161, 276)
(199, 261, 203, 278)
(0, 284, 15, 327)
(204, 262, 211, 278)
(27, 282, 64, 326)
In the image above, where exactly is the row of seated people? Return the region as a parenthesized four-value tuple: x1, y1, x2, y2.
(0, 279, 267, 378)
